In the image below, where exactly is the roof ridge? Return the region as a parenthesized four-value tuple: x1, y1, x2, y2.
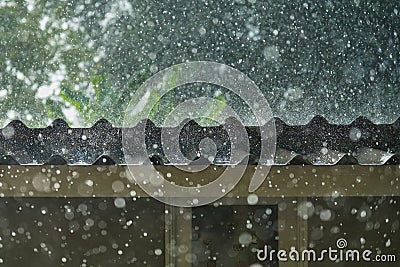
(1, 117, 398, 165)
(1, 116, 400, 129)
(1, 153, 399, 166)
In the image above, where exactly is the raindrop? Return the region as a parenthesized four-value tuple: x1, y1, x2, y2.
(41, 207, 48, 215)
(112, 180, 124, 193)
(297, 201, 315, 220)
(320, 209, 332, 221)
(284, 86, 303, 101)
(154, 249, 163, 256)
(310, 227, 324, 240)
(247, 194, 259, 205)
(64, 210, 74, 221)
(198, 26, 206, 35)
(85, 218, 95, 227)
(238, 232, 252, 245)
(349, 128, 362, 141)
(2, 126, 15, 139)
(185, 253, 197, 263)
(148, 52, 156, 60)
(263, 45, 280, 61)
(78, 204, 88, 212)
(114, 198, 126, 208)
(357, 206, 371, 222)
(32, 173, 51, 192)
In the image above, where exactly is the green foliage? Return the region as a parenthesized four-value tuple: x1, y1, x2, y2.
(44, 99, 65, 121)
(197, 94, 228, 126)
(3, 0, 397, 126)
(60, 66, 153, 125)
(0, 0, 96, 126)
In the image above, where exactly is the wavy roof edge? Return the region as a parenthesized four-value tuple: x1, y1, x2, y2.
(1, 116, 399, 166)
(0, 153, 399, 166)
(1, 116, 400, 129)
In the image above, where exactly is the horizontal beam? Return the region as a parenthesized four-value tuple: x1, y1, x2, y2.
(0, 165, 399, 198)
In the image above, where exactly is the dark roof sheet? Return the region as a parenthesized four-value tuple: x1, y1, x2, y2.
(0, 116, 399, 165)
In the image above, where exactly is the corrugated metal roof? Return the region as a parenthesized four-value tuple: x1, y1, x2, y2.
(0, 116, 399, 165)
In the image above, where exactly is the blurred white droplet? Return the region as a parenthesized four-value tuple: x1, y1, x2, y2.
(284, 86, 303, 101)
(263, 45, 280, 61)
(114, 198, 126, 208)
(238, 232, 252, 245)
(349, 127, 362, 141)
(247, 194, 259, 205)
(32, 173, 51, 192)
(198, 26, 206, 35)
(2, 126, 15, 139)
(112, 180, 124, 193)
(320, 209, 332, 221)
(297, 201, 315, 220)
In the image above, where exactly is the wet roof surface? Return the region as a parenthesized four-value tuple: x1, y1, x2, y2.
(1, 116, 399, 166)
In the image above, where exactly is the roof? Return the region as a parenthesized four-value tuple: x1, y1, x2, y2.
(0, 116, 399, 166)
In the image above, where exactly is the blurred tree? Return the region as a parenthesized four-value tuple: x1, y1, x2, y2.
(1, 0, 399, 127)
(0, 0, 95, 126)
